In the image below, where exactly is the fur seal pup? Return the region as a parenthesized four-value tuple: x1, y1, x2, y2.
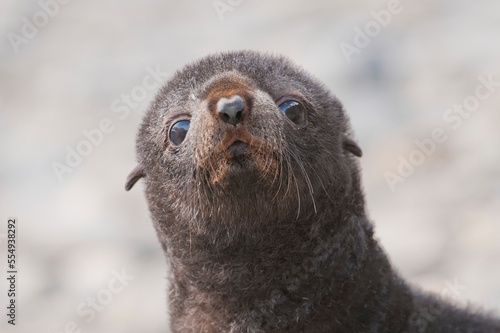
(126, 51, 500, 332)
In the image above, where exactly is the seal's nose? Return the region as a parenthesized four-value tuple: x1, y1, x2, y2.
(217, 95, 245, 126)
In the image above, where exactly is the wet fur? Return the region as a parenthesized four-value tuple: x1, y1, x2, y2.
(127, 51, 500, 332)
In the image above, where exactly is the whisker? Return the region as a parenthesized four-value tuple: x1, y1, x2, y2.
(286, 147, 317, 215)
(283, 150, 301, 218)
(309, 164, 335, 205)
(272, 149, 284, 201)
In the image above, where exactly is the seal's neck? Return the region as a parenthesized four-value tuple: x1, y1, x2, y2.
(161, 206, 408, 332)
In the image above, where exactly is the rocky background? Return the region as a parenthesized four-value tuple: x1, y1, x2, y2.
(1, 0, 499, 332)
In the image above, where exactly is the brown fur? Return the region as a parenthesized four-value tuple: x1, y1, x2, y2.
(126, 51, 500, 332)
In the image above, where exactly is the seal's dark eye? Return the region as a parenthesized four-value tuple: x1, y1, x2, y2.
(169, 120, 190, 146)
(279, 100, 306, 126)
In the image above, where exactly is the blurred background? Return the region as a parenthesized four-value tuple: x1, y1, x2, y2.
(1, 0, 499, 332)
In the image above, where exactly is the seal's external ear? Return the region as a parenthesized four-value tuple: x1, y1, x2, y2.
(125, 164, 146, 191)
(342, 135, 363, 157)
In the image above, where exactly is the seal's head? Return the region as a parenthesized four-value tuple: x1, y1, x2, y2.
(126, 51, 363, 241)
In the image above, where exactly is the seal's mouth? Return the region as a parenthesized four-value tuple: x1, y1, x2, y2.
(217, 127, 259, 164)
(227, 140, 249, 157)
(197, 128, 279, 185)
(226, 140, 251, 168)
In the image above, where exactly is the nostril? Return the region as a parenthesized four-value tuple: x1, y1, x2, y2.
(217, 95, 245, 126)
(235, 110, 242, 123)
(222, 113, 231, 123)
